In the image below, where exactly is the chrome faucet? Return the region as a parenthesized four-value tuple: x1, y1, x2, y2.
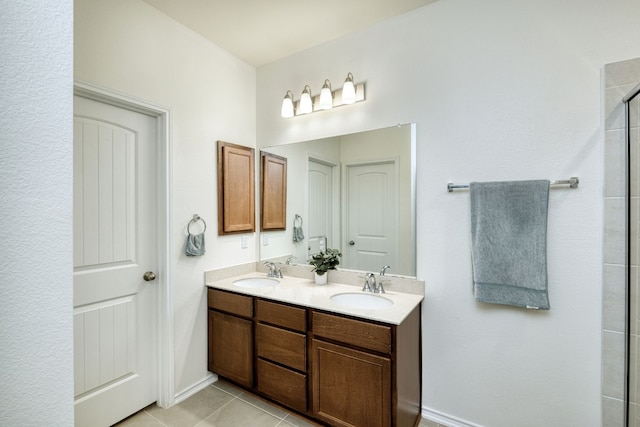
(264, 261, 282, 278)
(377, 265, 390, 294)
(363, 272, 376, 293)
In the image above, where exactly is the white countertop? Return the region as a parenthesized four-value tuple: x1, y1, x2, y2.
(206, 273, 423, 325)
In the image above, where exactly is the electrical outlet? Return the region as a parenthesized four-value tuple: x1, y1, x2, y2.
(241, 236, 248, 249)
(263, 235, 269, 246)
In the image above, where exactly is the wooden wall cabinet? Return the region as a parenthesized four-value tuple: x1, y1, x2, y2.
(217, 141, 255, 235)
(207, 288, 421, 427)
(260, 151, 287, 231)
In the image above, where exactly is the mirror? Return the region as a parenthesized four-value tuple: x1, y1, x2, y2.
(259, 124, 416, 277)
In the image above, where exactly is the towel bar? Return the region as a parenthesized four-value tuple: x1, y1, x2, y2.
(447, 177, 579, 192)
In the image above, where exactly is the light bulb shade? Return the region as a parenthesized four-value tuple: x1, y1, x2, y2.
(318, 79, 333, 110)
(299, 85, 313, 114)
(342, 72, 356, 104)
(281, 91, 294, 118)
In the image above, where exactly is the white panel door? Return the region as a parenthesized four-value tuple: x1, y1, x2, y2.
(308, 159, 333, 258)
(73, 95, 157, 427)
(344, 161, 398, 273)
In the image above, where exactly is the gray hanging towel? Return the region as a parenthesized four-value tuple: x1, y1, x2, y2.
(293, 214, 305, 242)
(186, 233, 205, 256)
(186, 215, 206, 256)
(470, 180, 550, 310)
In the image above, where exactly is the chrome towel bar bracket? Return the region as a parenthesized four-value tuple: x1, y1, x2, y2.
(447, 177, 579, 192)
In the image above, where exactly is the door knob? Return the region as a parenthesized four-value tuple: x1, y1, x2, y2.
(349, 240, 355, 246)
(143, 271, 156, 282)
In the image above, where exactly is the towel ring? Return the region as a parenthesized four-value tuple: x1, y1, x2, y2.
(188, 214, 207, 234)
(294, 214, 303, 227)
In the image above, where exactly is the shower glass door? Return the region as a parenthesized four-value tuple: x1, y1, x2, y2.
(627, 85, 640, 426)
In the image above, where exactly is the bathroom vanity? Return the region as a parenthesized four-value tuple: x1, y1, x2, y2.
(206, 273, 423, 427)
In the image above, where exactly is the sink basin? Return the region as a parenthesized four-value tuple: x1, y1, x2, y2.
(330, 292, 393, 310)
(232, 277, 279, 288)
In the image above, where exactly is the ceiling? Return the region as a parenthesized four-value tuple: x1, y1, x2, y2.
(142, 0, 439, 67)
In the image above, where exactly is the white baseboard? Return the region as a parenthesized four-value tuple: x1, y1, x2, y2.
(176, 378, 483, 427)
(422, 406, 484, 427)
(173, 373, 217, 405)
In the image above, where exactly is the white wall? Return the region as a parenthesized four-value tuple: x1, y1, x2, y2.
(75, 0, 256, 394)
(0, 1, 74, 425)
(257, 0, 640, 425)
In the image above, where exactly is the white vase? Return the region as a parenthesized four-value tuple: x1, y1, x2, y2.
(315, 272, 327, 285)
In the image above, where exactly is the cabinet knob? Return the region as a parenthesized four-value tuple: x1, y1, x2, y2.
(143, 271, 156, 282)
(349, 240, 355, 246)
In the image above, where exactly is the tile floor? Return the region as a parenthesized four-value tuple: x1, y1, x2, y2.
(114, 379, 438, 427)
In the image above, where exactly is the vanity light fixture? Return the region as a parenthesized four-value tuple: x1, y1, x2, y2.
(280, 73, 365, 118)
(281, 90, 295, 118)
(318, 79, 333, 110)
(299, 85, 313, 115)
(341, 72, 356, 104)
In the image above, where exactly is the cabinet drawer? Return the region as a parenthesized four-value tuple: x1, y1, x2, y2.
(257, 359, 307, 413)
(208, 289, 253, 318)
(312, 311, 391, 354)
(255, 299, 306, 332)
(256, 323, 306, 371)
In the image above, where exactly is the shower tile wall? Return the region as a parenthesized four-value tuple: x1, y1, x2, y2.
(603, 57, 640, 427)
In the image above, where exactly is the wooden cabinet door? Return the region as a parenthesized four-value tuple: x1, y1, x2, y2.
(311, 339, 391, 427)
(260, 152, 287, 230)
(208, 310, 253, 387)
(217, 141, 255, 234)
